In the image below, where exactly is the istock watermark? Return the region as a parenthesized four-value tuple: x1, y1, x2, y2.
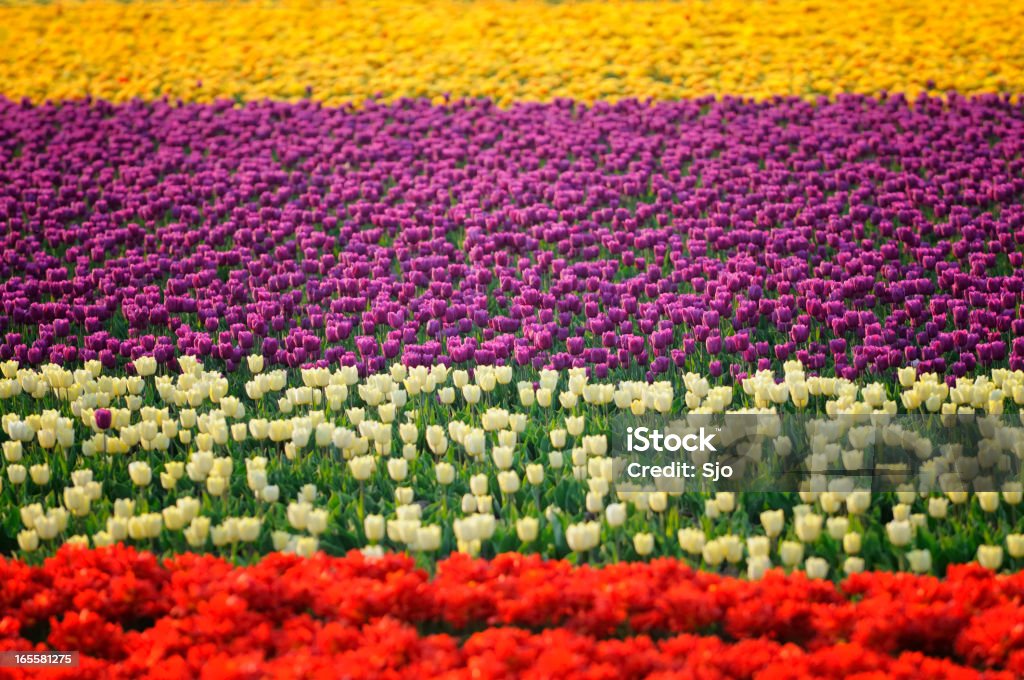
(608, 412, 1024, 493)
(625, 426, 717, 453)
(623, 426, 735, 482)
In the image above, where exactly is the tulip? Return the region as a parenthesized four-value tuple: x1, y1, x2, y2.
(271, 531, 291, 552)
(701, 539, 725, 566)
(162, 506, 186, 531)
(1005, 533, 1024, 559)
(387, 519, 417, 544)
(128, 461, 152, 487)
(633, 532, 655, 556)
(843, 556, 866, 575)
(427, 463, 452, 488)
(1004, 483, 1024, 506)
(747, 536, 770, 559)
(206, 475, 227, 496)
(491, 446, 514, 470)
(516, 517, 539, 542)
(295, 536, 319, 557)
(977, 545, 1004, 571)
(29, 464, 50, 486)
(17, 529, 39, 552)
(977, 492, 1000, 513)
(678, 528, 706, 555)
(128, 516, 149, 541)
(287, 502, 311, 531)
(804, 556, 829, 579)
(107, 517, 129, 541)
(364, 514, 385, 542)
(581, 435, 607, 457)
(464, 430, 485, 457)
(779, 541, 804, 567)
(386, 457, 408, 482)
(795, 514, 823, 543)
(760, 509, 784, 538)
(826, 517, 849, 540)
(843, 532, 862, 554)
(349, 455, 375, 481)
(247, 354, 264, 373)
(747, 555, 771, 580)
(134, 356, 157, 377)
(886, 520, 912, 547)
(947, 490, 969, 504)
(71, 469, 94, 487)
(606, 503, 626, 527)
(928, 497, 949, 519)
(63, 487, 90, 517)
(3, 441, 22, 462)
(94, 408, 112, 430)
(92, 531, 114, 548)
(469, 474, 489, 497)
(906, 549, 932, 573)
(897, 367, 917, 388)
(892, 503, 911, 522)
(475, 514, 497, 540)
(720, 535, 742, 564)
(426, 425, 447, 455)
(462, 384, 481, 405)
(498, 471, 520, 495)
(238, 517, 261, 542)
(396, 505, 421, 522)
(561, 417, 582, 438)
(412, 526, 442, 552)
(566, 521, 600, 553)
(247, 469, 268, 492)
(845, 491, 871, 515)
(7, 464, 26, 485)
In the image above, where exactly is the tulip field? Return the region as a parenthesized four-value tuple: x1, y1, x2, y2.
(3, 0, 1024, 676)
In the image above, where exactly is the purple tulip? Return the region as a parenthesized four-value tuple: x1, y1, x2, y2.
(94, 408, 112, 430)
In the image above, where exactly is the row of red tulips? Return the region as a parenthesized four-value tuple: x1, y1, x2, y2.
(1, 546, 1022, 677)
(3, 619, 1012, 679)
(7, 622, 1014, 679)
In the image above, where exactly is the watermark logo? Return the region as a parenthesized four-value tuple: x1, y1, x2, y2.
(611, 412, 1024, 493)
(625, 426, 717, 453)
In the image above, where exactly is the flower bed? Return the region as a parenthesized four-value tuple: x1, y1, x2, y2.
(3, 94, 1024, 573)
(2, 0, 1024, 672)
(2, 0, 1023, 104)
(1, 546, 1022, 678)
(2, 97, 1023, 380)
